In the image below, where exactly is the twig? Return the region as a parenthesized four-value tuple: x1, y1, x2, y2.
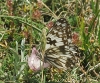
(80, 63, 100, 77)
(41, 1, 58, 19)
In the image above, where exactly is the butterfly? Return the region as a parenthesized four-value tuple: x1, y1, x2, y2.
(43, 18, 81, 70)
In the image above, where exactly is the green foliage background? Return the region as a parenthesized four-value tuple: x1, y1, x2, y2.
(0, 0, 100, 83)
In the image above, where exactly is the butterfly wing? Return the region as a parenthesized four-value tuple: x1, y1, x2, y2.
(45, 18, 80, 69)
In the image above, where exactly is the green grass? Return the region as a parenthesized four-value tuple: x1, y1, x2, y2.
(0, 0, 100, 83)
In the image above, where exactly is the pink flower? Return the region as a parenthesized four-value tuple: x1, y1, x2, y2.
(32, 10, 41, 19)
(46, 21, 54, 29)
(28, 47, 50, 71)
(72, 32, 79, 44)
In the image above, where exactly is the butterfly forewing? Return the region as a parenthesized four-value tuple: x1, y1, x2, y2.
(46, 18, 71, 49)
(45, 18, 80, 70)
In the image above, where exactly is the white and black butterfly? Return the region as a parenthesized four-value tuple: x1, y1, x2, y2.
(43, 18, 81, 70)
